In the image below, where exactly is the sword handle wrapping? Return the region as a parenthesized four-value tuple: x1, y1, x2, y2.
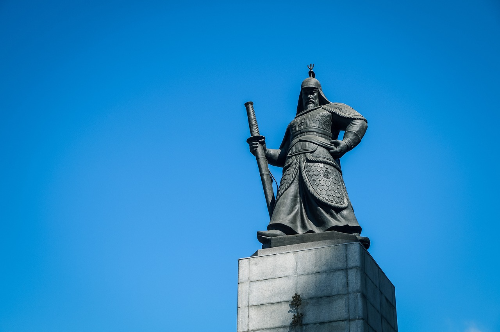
(245, 101, 261, 137)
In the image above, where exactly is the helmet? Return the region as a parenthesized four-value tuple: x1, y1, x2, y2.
(296, 64, 331, 114)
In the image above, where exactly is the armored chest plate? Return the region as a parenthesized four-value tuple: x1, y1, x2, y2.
(289, 109, 332, 138)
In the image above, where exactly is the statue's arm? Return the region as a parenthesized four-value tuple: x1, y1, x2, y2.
(266, 126, 291, 167)
(330, 114, 368, 158)
(265, 149, 282, 166)
(342, 119, 368, 150)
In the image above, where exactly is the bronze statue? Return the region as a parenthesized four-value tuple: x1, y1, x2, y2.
(247, 65, 369, 247)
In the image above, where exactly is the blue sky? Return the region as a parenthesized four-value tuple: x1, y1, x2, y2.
(1, 0, 499, 331)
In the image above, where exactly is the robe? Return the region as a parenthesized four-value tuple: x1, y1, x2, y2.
(265, 103, 367, 235)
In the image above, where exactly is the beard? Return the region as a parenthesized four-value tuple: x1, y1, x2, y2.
(305, 100, 317, 110)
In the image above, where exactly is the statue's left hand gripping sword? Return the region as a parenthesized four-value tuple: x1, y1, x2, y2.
(245, 101, 276, 218)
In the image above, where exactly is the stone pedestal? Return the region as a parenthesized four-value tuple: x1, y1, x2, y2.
(237, 241, 398, 332)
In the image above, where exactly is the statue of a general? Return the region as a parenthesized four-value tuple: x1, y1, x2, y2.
(248, 66, 368, 246)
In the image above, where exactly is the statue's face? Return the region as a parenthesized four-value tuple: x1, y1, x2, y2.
(302, 87, 319, 110)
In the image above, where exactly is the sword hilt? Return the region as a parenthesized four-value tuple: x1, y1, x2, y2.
(245, 101, 261, 137)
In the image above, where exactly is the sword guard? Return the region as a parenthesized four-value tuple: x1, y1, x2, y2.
(246, 135, 265, 144)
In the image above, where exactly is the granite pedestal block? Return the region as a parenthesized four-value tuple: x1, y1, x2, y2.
(237, 241, 397, 332)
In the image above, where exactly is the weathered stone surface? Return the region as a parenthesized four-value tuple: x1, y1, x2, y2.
(303, 321, 348, 332)
(382, 317, 397, 332)
(367, 301, 382, 332)
(237, 242, 398, 332)
(238, 282, 249, 307)
(239, 258, 250, 283)
(297, 270, 347, 299)
(252, 328, 289, 332)
(365, 277, 381, 312)
(237, 306, 248, 332)
(248, 252, 296, 281)
(379, 271, 396, 306)
(380, 296, 397, 329)
(302, 295, 349, 324)
(347, 241, 365, 268)
(347, 268, 363, 293)
(295, 244, 346, 274)
(248, 302, 291, 330)
(364, 254, 380, 287)
(348, 293, 367, 320)
(249, 276, 295, 306)
(350, 319, 370, 332)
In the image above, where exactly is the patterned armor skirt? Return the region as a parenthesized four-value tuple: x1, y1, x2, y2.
(268, 143, 361, 235)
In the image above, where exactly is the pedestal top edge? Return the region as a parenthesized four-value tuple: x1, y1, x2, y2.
(237, 240, 366, 260)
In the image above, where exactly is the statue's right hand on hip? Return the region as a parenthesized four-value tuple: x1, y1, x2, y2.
(329, 139, 349, 159)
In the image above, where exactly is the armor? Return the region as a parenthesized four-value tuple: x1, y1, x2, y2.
(262, 73, 368, 237)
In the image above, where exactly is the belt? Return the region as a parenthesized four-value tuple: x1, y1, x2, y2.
(289, 134, 334, 150)
(286, 134, 335, 157)
(288, 134, 342, 170)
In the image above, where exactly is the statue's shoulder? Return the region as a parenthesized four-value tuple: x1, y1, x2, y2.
(322, 102, 367, 122)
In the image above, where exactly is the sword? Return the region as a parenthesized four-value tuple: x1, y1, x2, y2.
(245, 101, 275, 218)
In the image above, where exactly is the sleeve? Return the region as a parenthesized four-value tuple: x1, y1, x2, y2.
(329, 107, 368, 151)
(342, 120, 368, 151)
(265, 126, 290, 167)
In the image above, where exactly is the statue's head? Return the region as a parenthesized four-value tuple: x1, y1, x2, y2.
(297, 64, 331, 115)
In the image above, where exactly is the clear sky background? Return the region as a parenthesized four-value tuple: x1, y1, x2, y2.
(1, 0, 499, 331)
